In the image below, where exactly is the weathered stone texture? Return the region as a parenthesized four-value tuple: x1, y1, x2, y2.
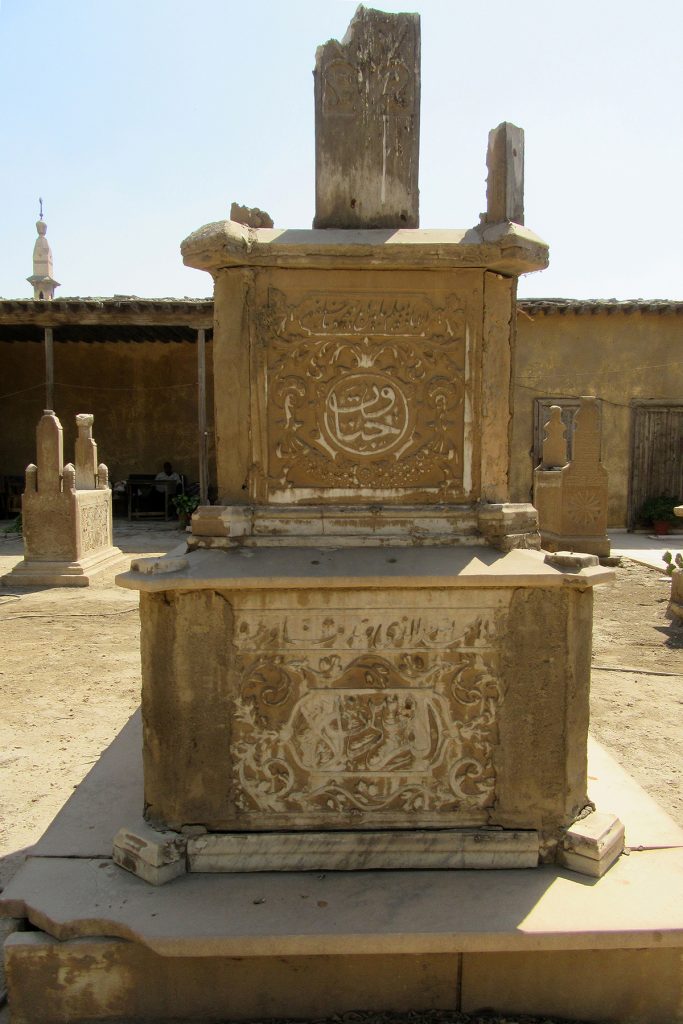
(230, 201, 274, 228)
(140, 581, 593, 843)
(9, 410, 120, 586)
(314, 6, 420, 228)
(534, 396, 610, 557)
(483, 121, 524, 225)
(214, 266, 485, 507)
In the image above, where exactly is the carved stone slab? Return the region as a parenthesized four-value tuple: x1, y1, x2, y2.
(138, 576, 596, 842)
(228, 595, 506, 829)
(314, 7, 420, 229)
(187, 828, 540, 872)
(244, 268, 482, 507)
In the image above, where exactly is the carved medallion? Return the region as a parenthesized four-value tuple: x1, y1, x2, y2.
(322, 372, 410, 457)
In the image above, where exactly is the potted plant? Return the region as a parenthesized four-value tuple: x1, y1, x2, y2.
(638, 494, 679, 536)
(172, 493, 200, 529)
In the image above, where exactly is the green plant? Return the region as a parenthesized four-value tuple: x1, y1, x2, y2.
(2, 513, 22, 535)
(638, 494, 678, 527)
(172, 493, 200, 517)
(662, 550, 683, 576)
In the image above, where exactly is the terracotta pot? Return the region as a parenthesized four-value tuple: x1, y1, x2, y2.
(652, 519, 671, 536)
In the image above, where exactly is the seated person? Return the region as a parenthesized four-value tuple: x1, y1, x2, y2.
(152, 462, 182, 512)
(155, 462, 182, 494)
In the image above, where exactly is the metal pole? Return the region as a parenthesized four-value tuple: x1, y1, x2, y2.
(44, 327, 54, 410)
(197, 328, 208, 504)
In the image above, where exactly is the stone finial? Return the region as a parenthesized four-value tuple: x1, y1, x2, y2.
(483, 122, 524, 225)
(35, 410, 64, 494)
(541, 406, 568, 469)
(230, 203, 274, 229)
(97, 463, 109, 490)
(572, 396, 601, 467)
(63, 463, 76, 493)
(75, 413, 98, 489)
(313, 5, 421, 229)
(25, 464, 37, 493)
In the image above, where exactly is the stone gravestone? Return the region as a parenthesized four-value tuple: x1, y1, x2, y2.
(7, 410, 121, 587)
(116, 7, 621, 883)
(534, 397, 610, 557)
(314, 6, 420, 228)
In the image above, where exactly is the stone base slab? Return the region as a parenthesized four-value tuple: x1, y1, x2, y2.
(187, 828, 540, 873)
(5, 933, 683, 1024)
(540, 530, 611, 558)
(113, 826, 540, 882)
(2, 715, 682, 1022)
(4, 546, 123, 587)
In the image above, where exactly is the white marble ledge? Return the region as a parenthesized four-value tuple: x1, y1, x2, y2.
(181, 219, 549, 274)
(116, 545, 615, 594)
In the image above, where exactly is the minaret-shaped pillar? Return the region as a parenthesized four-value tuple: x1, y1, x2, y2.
(27, 202, 60, 300)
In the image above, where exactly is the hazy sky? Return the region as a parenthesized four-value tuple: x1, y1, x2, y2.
(1, 0, 681, 301)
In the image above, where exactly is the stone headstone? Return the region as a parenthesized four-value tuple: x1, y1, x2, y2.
(36, 409, 63, 494)
(534, 396, 610, 557)
(313, 5, 420, 229)
(541, 405, 568, 469)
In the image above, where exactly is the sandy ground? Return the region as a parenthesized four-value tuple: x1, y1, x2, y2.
(0, 528, 681, 896)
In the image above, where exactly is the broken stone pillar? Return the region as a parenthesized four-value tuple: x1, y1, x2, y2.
(534, 397, 610, 557)
(313, 5, 420, 228)
(74, 413, 99, 490)
(482, 122, 524, 226)
(6, 411, 121, 587)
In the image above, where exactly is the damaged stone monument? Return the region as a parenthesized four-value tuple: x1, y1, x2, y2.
(113, 6, 621, 880)
(4, 12, 682, 1024)
(534, 397, 610, 558)
(6, 410, 121, 586)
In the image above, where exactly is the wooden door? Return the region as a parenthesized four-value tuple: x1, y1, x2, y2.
(629, 403, 683, 527)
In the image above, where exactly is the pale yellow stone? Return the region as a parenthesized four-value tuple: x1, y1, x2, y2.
(6, 411, 121, 587)
(534, 396, 610, 557)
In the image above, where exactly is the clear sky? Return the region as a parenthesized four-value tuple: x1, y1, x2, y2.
(1, 0, 681, 301)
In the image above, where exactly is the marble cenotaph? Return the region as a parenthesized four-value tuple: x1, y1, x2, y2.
(7, 410, 121, 587)
(116, 7, 620, 881)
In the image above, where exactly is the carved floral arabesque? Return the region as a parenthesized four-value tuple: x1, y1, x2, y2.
(262, 291, 468, 495)
(79, 502, 109, 554)
(231, 606, 505, 822)
(321, 18, 416, 119)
